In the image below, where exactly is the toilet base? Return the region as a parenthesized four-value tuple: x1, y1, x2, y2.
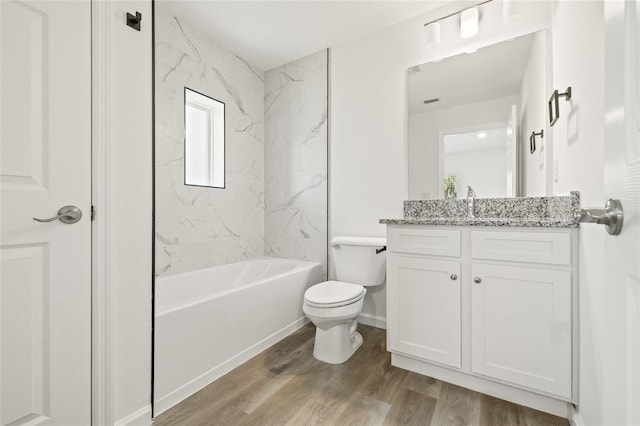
(312, 320, 363, 364)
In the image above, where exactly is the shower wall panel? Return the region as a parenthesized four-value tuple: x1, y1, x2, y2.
(264, 50, 328, 279)
(155, 9, 265, 277)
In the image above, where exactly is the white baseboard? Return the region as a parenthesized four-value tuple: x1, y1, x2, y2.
(569, 406, 586, 426)
(153, 317, 309, 417)
(115, 405, 152, 426)
(358, 312, 386, 329)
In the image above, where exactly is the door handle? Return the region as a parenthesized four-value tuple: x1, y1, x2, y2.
(575, 199, 623, 236)
(33, 205, 83, 224)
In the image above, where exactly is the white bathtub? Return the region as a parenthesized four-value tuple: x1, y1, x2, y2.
(153, 257, 322, 415)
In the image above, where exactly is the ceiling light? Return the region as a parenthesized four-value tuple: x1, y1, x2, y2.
(460, 7, 479, 38)
(477, 132, 487, 139)
(421, 0, 491, 49)
(423, 22, 441, 49)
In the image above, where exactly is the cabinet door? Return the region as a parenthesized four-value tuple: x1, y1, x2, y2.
(471, 263, 571, 398)
(388, 254, 461, 368)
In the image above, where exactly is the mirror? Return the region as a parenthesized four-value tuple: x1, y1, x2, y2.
(184, 87, 225, 188)
(408, 30, 548, 199)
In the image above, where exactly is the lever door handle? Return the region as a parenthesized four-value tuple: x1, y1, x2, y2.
(33, 205, 83, 224)
(575, 198, 623, 235)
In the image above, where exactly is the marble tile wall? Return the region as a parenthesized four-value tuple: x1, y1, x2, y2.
(155, 9, 265, 277)
(264, 50, 328, 279)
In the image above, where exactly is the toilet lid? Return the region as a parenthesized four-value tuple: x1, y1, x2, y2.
(304, 281, 365, 308)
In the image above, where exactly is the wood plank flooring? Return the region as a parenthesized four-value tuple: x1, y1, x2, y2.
(153, 324, 569, 426)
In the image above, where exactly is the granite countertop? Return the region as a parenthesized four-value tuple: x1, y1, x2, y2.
(379, 217, 579, 228)
(379, 192, 581, 229)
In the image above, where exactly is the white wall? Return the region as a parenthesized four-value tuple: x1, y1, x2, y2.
(264, 50, 328, 279)
(549, 1, 606, 424)
(100, 1, 153, 424)
(154, 8, 265, 277)
(330, 1, 550, 322)
(519, 30, 548, 197)
(409, 95, 518, 199)
(331, 0, 550, 235)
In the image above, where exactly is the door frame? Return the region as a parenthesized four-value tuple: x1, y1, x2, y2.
(91, 2, 154, 424)
(92, 1, 114, 424)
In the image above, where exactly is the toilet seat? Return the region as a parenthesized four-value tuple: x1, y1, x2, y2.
(304, 281, 365, 308)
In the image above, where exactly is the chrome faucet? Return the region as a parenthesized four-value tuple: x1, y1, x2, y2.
(466, 186, 476, 218)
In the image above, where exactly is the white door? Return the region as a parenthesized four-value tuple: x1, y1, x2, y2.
(602, 1, 640, 424)
(387, 254, 461, 368)
(0, 1, 91, 425)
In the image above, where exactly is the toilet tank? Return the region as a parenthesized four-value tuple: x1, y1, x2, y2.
(331, 236, 386, 286)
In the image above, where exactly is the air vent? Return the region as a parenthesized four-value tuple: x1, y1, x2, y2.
(423, 98, 440, 104)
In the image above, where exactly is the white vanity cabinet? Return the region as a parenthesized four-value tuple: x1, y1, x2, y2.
(387, 254, 461, 368)
(470, 230, 573, 398)
(386, 225, 577, 415)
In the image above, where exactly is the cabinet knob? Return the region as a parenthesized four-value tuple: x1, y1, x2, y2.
(473, 277, 482, 284)
(450, 274, 458, 280)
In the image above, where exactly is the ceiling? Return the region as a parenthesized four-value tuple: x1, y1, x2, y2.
(444, 126, 508, 154)
(157, 0, 447, 71)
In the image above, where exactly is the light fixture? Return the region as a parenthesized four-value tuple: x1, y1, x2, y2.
(476, 131, 487, 139)
(423, 22, 441, 49)
(460, 7, 479, 38)
(421, 0, 491, 49)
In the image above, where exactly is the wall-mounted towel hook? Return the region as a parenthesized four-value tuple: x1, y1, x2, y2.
(126, 11, 142, 31)
(548, 86, 572, 126)
(530, 129, 543, 153)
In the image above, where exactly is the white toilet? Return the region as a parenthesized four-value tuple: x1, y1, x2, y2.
(303, 236, 386, 364)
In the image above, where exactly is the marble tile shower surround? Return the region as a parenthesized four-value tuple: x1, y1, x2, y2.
(264, 50, 328, 279)
(155, 10, 265, 277)
(390, 192, 581, 227)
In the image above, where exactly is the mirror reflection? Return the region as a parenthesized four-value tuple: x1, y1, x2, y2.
(408, 30, 547, 199)
(443, 121, 514, 199)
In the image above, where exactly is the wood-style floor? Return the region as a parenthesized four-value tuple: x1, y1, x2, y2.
(153, 324, 569, 426)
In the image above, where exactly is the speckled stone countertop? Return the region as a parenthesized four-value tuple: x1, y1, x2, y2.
(379, 191, 580, 228)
